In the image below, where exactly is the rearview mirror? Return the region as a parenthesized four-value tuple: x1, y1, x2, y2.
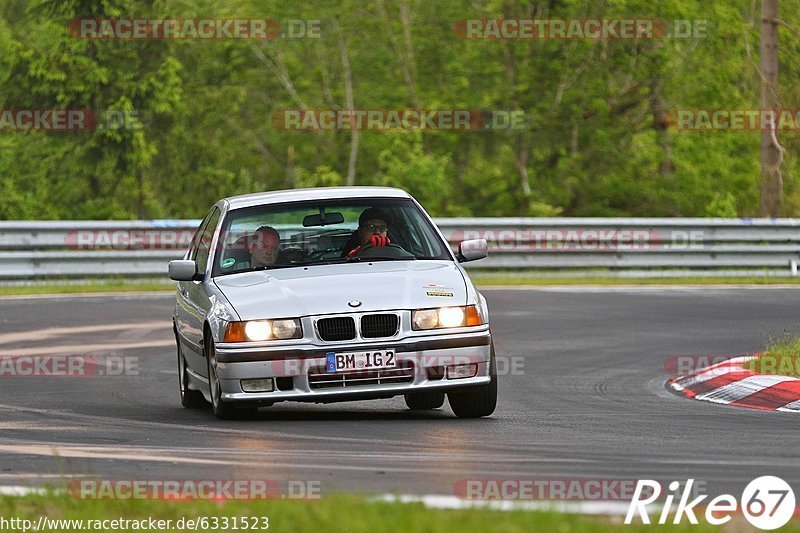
(457, 239, 488, 263)
(303, 212, 345, 227)
(169, 260, 199, 281)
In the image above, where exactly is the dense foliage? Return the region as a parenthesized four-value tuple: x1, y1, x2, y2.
(1, 0, 798, 219)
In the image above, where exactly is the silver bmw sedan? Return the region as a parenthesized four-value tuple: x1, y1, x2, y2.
(169, 186, 495, 419)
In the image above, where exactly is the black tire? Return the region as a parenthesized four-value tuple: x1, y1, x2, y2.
(447, 345, 498, 419)
(177, 336, 207, 409)
(404, 391, 445, 410)
(205, 334, 255, 420)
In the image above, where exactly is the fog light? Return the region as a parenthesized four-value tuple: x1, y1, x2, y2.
(447, 363, 478, 379)
(241, 378, 274, 393)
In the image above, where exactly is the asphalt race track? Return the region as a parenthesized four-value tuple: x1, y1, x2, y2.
(1, 288, 799, 498)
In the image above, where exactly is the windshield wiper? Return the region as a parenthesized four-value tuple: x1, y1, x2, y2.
(244, 256, 415, 270)
(250, 264, 299, 271)
(346, 256, 415, 262)
(280, 258, 351, 267)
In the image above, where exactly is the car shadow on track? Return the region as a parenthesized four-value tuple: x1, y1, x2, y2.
(230, 408, 454, 422)
(164, 405, 501, 422)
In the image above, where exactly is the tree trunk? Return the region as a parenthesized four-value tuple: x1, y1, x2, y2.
(286, 145, 295, 189)
(758, 0, 782, 216)
(651, 83, 675, 178)
(515, 135, 532, 200)
(137, 168, 145, 219)
(339, 32, 359, 186)
(651, 73, 678, 216)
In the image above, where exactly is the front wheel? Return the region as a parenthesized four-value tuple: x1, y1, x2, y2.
(206, 336, 254, 420)
(447, 346, 497, 419)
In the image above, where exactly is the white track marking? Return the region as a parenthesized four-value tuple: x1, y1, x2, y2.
(376, 493, 643, 515)
(0, 474, 84, 479)
(0, 443, 590, 476)
(0, 322, 168, 346)
(696, 375, 796, 404)
(777, 399, 800, 412)
(0, 292, 173, 301)
(0, 486, 48, 496)
(1, 339, 173, 357)
(0, 403, 442, 446)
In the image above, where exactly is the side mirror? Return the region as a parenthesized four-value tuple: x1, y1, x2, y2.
(457, 239, 488, 263)
(169, 260, 199, 281)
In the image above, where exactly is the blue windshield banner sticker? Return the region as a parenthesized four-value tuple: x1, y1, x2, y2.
(326, 353, 336, 373)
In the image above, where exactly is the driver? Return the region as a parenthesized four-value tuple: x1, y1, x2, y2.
(346, 207, 391, 258)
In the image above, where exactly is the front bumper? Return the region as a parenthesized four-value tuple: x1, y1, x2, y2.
(213, 329, 491, 404)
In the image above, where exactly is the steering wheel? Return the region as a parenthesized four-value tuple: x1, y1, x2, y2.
(351, 241, 415, 259)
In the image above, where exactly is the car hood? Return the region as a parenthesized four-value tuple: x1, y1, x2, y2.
(214, 261, 468, 320)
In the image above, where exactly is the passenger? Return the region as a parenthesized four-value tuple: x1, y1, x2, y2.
(249, 226, 281, 267)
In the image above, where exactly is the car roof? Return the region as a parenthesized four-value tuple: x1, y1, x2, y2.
(223, 186, 412, 210)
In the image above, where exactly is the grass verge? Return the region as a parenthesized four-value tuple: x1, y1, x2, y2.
(470, 274, 800, 286)
(0, 278, 173, 296)
(743, 336, 800, 377)
(0, 491, 765, 532)
(2, 275, 800, 297)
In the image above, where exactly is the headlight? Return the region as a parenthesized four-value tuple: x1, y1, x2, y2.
(271, 319, 299, 339)
(412, 305, 484, 330)
(244, 320, 271, 341)
(413, 309, 439, 330)
(224, 318, 302, 342)
(438, 307, 465, 328)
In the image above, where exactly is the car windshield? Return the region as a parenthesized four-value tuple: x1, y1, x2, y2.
(212, 197, 451, 277)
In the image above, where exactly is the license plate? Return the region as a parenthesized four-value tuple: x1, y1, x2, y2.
(325, 350, 396, 373)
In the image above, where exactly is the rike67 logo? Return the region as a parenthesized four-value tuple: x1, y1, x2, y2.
(625, 477, 796, 530)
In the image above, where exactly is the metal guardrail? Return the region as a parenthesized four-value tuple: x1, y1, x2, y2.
(2, 218, 800, 279)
